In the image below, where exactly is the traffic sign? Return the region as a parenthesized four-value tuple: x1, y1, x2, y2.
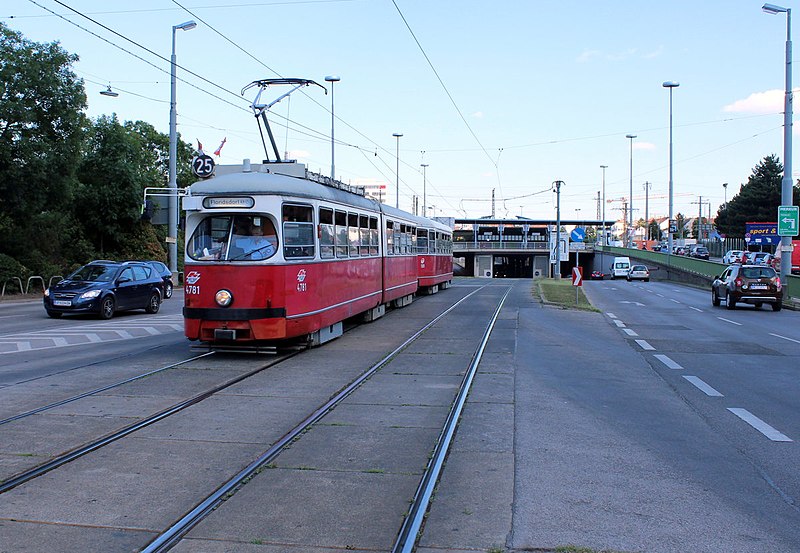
(570, 227, 586, 242)
(192, 154, 216, 178)
(778, 205, 799, 236)
(572, 266, 583, 287)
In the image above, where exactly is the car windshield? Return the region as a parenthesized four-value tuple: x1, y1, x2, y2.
(741, 267, 776, 279)
(631, 266, 646, 271)
(68, 265, 117, 282)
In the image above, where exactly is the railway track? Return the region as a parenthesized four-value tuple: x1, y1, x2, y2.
(0, 282, 511, 552)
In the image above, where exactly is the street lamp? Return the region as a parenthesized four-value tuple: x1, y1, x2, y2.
(421, 163, 429, 217)
(168, 19, 197, 280)
(625, 135, 637, 247)
(393, 133, 403, 208)
(762, 3, 793, 282)
(600, 165, 608, 245)
(324, 75, 340, 180)
(722, 182, 728, 207)
(663, 81, 680, 258)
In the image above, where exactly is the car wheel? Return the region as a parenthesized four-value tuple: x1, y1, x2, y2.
(46, 310, 62, 319)
(726, 293, 736, 310)
(99, 296, 115, 320)
(772, 301, 782, 312)
(145, 292, 161, 314)
(754, 302, 762, 309)
(164, 281, 173, 299)
(712, 289, 720, 307)
(644, 278, 649, 282)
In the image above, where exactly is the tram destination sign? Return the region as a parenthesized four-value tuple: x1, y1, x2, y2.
(778, 205, 799, 236)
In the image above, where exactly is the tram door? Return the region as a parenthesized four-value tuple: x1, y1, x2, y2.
(475, 255, 492, 278)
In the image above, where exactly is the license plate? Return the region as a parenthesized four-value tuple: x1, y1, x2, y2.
(750, 283, 767, 289)
(53, 300, 72, 307)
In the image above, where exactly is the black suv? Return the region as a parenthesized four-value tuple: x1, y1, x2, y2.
(711, 264, 783, 311)
(690, 246, 710, 260)
(43, 261, 164, 319)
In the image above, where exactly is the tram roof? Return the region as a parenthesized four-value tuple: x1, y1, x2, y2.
(456, 218, 613, 226)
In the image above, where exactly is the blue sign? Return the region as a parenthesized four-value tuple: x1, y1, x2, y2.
(744, 222, 779, 245)
(570, 227, 586, 242)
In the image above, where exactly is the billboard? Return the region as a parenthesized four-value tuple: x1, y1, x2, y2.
(744, 222, 779, 246)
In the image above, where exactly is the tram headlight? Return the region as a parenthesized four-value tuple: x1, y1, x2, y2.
(215, 289, 233, 307)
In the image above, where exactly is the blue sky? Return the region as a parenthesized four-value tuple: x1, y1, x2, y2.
(3, 0, 796, 222)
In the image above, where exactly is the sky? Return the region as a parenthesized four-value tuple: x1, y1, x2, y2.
(2, 0, 797, 224)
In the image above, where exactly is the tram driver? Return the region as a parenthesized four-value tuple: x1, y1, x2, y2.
(233, 218, 276, 260)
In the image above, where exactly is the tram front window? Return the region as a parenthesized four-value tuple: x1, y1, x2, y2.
(188, 215, 279, 261)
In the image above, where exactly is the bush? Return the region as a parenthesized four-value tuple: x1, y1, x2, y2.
(0, 254, 29, 292)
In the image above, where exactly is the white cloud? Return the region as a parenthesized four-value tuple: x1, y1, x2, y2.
(287, 149, 312, 160)
(723, 90, 782, 113)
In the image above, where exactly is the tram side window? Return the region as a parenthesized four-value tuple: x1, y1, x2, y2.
(348, 213, 359, 257)
(417, 229, 429, 253)
(369, 217, 379, 255)
(282, 204, 314, 258)
(335, 210, 348, 258)
(386, 220, 394, 256)
(319, 207, 335, 259)
(359, 215, 370, 256)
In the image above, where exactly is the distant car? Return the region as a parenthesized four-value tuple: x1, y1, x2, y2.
(590, 270, 605, 280)
(626, 265, 650, 282)
(651, 244, 662, 252)
(675, 246, 690, 256)
(751, 252, 773, 266)
(723, 250, 743, 264)
(133, 260, 173, 299)
(711, 264, 783, 311)
(690, 246, 710, 260)
(43, 260, 163, 319)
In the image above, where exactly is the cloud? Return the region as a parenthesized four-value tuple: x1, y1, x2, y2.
(723, 90, 782, 113)
(472, 111, 484, 119)
(287, 149, 312, 160)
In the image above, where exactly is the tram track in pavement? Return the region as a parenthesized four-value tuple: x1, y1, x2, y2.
(0, 282, 506, 550)
(143, 283, 509, 553)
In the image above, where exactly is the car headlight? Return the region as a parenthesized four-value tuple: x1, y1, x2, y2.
(215, 289, 233, 307)
(80, 289, 102, 300)
(44, 288, 50, 297)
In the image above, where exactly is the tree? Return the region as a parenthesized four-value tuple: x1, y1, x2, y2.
(0, 23, 87, 274)
(675, 213, 687, 239)
(715, 155, 800, 238)
(647, 219, 661, 241)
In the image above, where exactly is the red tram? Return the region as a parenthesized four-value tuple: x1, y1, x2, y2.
(182, 160, 453, 347)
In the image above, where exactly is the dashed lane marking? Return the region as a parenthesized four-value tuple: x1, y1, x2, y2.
(613, 319, 626, 328)
(622, 328, 639, 336)
(606, 313, 617, 319)
(727, 408, 792, 442)
(670, 299, 681, 304)
(769, 332, 800, 344)
(683, 376, 724, 397)
(717, 317, 742, 326)
(635, 339, 655, 350)
(654, 354, 683, 370)
(689, 306, 703, 312)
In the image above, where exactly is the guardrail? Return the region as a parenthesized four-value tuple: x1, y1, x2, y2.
(601, 246, 799, 304)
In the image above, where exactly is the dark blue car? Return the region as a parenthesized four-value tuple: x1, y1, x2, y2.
(43, 261, 163, 319)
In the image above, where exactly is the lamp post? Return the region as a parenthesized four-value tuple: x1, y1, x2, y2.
(393, 133, 403, 209)
(722, 182, 728, 207)
(663, 81, 680, 258)
(324, 76, 340, 180)
(421, 163, 429, 217)
(168, 19, 197, 280)
(625, 135, 637, 248)
(762, 3, 793, 282)
(600, 165, 608, 245)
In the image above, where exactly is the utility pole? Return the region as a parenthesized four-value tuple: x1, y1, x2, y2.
(553, 180, 564, 279)
(643, 181, 651, 241)
(491, 188, 495, 218)
(692, 195, 704, 241)
(596, 191, 601, 220)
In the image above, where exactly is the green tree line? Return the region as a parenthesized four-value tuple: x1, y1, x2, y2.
(0, 23, 196, 285)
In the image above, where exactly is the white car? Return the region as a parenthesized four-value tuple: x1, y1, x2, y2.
(723, 250, 743, 264)
(627, 265, 650, 282)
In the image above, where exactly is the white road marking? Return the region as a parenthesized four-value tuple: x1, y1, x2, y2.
(657, 293, 665, 298)
(622, 328, 639, 336)
(769, 332, 800, 344)
(717, 317, 742, 326)
(606, 313, 617, 319)
(670, 299, 681, 304)
(727, 408, 792, 442)
(635, 339, 655, 350)
(689, 306, 703, 312)
(613, 320, 626, 327)
(654, 354, 683, 370)
(683, 376, 724, 397)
